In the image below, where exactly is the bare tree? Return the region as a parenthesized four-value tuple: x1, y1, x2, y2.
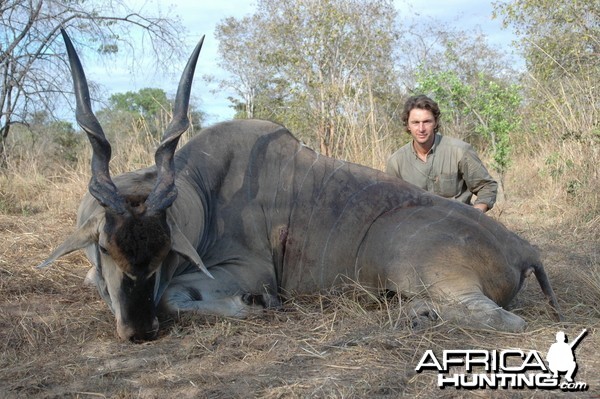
(0, 0, 186, 163)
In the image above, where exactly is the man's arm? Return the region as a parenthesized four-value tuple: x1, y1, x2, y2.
(462, 147, 498, 212)
(385, 152, 402, 179)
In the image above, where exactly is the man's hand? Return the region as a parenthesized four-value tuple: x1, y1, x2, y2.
(474, 203, 489, 213)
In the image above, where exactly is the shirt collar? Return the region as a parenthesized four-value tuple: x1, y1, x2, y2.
(410, 133, 441, 158)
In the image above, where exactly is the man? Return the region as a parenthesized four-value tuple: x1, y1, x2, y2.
(546, 331, 580, 383)
(386, 95, 497, 212)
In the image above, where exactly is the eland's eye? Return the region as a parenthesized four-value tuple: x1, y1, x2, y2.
(99, 245, 108, 255)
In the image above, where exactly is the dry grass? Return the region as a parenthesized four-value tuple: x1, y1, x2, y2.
(1, 121, 599, 398)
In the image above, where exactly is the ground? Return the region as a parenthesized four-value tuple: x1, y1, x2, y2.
(0, 196, 598, 398)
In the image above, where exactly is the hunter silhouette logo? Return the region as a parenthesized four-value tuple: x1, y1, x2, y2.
(415, 329, 589, 391)
(546, 329, 587, 383)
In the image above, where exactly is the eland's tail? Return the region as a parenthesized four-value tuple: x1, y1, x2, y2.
(533, 263, 563, 322)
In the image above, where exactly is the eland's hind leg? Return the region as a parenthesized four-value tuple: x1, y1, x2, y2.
(437, 292, 527, 332)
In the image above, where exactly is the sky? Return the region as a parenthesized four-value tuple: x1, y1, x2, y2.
(90, 0, 518, 126)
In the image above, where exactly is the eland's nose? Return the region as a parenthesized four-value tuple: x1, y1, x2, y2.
(117, 317, 159, 342)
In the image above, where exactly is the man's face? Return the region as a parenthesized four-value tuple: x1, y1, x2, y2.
(407, 108, 437, 147)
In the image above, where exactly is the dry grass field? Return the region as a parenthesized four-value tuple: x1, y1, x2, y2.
(0, 138, 598, 398)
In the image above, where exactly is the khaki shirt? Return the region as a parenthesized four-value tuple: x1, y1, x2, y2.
(386, 134, 497, 208)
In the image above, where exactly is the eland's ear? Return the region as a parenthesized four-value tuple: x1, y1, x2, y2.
(37, 213, 104, 269)
(167, 218, 213, 279)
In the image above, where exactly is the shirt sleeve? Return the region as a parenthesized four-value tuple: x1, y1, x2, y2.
(461, 146, 498, 209)
(386, 153, 402, 179)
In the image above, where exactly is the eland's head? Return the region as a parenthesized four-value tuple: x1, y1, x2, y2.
(38, 29, 211, 341)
